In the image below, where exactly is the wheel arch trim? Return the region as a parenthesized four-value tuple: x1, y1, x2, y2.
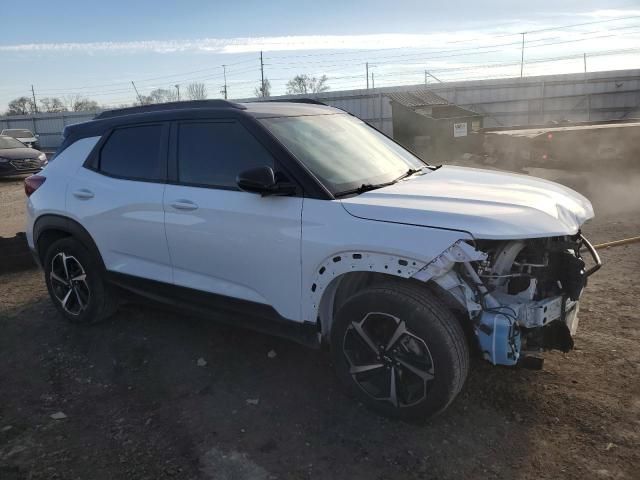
(33, 214, 105, 270)
(305, 251, 428, 336)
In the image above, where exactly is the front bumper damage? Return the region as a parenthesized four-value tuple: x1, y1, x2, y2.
(413, 234, 601, 366)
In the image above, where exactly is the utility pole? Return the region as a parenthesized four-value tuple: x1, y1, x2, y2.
(31, 85, 38, 114)
(175, 84, 180, 101)
(260, 51, 265, 96)
(520, 32, 525, 78)
(131, 81, 143, 104)
(583, 53, 590, 120)
(366, 62, 369, 89)
(371, 72, 375, 89)
(222, 65, 228, 99)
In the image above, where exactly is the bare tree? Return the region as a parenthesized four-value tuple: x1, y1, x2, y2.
(39, 97, 67, 113)
(73, 98, 100, 112)
(186, 82, 207, 100)
(286, 74, 329, 95)
(62, 94, 100, 112)
(146, 88, 177, 104)
(6, 97, 35, 115)
(254, 78, 271, 98)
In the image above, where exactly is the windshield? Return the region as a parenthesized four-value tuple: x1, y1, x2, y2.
(2, 129, 34, 138)
(0, 136, 26, 149)
(260, 113, 425, 195)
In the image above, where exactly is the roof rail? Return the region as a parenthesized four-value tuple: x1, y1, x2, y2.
(261, 98, 328, 106)
(94, 99, 246, 120)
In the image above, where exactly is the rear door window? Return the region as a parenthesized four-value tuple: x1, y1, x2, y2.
(99, 124, 165, 181)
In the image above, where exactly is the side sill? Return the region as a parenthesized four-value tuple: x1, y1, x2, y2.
(105, 272, 320, 349)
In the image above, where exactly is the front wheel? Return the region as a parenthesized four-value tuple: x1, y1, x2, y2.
(330, 281, 469, 420)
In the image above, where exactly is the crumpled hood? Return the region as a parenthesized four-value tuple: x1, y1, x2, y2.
(340, 165, 594, 240)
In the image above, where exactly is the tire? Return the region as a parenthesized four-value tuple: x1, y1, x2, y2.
(330, 280, 469, 420)
(43, 237, 117, 324)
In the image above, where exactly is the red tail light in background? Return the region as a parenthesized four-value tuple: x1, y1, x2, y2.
(24, 175, 46, 197)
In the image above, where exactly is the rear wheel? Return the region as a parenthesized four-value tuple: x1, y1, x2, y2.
(43, 237, 117, 324)
(330, 281, 469, 420)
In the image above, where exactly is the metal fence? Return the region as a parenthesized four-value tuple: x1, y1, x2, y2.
(276, 68, 640, 130)
(0, 111, 96, 150)
(3, 68, 639, 150)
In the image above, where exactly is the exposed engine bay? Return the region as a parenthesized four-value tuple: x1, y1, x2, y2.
(415, 234, 601, 367)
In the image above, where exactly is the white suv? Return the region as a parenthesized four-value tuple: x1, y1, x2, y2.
(25, 100, 600, 419)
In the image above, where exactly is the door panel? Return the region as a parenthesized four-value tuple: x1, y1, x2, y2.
(67, 168, 172, 283)
(164, 186, 303, 320)
(65, 122, 171, 283)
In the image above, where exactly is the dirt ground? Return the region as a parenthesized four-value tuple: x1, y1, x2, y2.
(0, 171, 639, 480)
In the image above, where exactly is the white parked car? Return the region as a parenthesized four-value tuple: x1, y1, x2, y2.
(24, 100, 600, 419)
(2, 128, 40, 150)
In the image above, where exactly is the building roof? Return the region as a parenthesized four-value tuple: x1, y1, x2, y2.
(385, 90, 450, 108)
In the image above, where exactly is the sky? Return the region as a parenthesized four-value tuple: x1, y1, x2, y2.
(1, 0, 639, 110)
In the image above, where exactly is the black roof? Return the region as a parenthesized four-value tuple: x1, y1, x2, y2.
(63, 99, 340, 141)
(94, 98, 337, 121)
(94, 99, 247, 119)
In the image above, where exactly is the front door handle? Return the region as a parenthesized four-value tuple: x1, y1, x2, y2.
(72, 188, 94, 200)
(170, 199, 198, 211)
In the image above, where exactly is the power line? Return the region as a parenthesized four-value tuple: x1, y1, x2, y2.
(266, 23, 640, 71)
(4, 21, 637, 102)
(2, 20, 640, 106)
(5, 15, 637, 98)
(263, 14, 640, 62)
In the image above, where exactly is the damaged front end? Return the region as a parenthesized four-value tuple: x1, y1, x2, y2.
(414, 234, 601, 367)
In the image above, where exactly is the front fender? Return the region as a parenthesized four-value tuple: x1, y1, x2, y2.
(301, 198, 475, 323)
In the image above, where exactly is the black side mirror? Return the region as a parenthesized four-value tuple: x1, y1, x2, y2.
(237, 166, 296, 196)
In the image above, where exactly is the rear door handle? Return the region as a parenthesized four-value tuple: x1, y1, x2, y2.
(170, 199, 198, 211)
(72, 188, 94, 200)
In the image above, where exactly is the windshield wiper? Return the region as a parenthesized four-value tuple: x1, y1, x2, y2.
(394, 166, 428, 182)
(334, 182, 393, 198)
(334, 166, 430, 198)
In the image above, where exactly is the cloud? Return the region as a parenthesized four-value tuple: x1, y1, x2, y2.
(0, 6, 638, 57)
(1, 8, 637, 57)
(579, 9, 640, 18)
(0, 33, 502, 55)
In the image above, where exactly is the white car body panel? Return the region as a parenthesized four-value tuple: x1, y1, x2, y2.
(1, 130, 38, 146)
(163, 185, 303, 320)
(341, 166, 594, 240)
(26, 136, 100, 249)
(66, 169, 172, 283)
(300, 198, 473, 322)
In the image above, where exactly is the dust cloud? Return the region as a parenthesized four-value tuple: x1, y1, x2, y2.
(527, 168, 640, 216)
